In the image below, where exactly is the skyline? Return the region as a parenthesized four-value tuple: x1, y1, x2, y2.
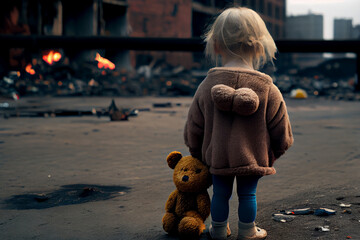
(287, 0, 360, 39)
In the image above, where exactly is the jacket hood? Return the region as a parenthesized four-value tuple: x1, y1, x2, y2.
(211, 84, 259, 116)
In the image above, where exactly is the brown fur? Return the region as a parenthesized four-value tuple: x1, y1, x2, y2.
(184, 67, 294, 176)
(162, 151, 211, 239)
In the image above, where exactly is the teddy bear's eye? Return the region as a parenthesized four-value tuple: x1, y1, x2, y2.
(183, 168, 188, 172)
(195, 169, 202, 174)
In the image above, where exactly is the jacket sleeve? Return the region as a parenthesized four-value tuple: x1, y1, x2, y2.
(266, 85, 294, 163)
(184, 94, 204, 160)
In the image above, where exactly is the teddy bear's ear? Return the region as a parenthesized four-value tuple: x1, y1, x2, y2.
(166, 151, 182, 169)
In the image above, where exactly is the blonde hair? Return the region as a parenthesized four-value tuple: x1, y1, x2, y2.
(204, 7, 277, 69)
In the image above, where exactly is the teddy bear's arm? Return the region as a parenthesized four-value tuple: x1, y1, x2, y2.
(165, 189, 178, 212)
(197, 191, 211, 220)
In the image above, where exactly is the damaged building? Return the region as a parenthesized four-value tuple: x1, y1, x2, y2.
(1, 0, 286, 72)
(7, 1, 357, 100)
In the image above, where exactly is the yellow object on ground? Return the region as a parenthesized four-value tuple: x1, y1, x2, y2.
(290, 89, 308, 99)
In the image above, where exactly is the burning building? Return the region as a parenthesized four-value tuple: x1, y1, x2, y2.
(0, 0, 285, 73)
(0, 0, 130, 75)
(0, 0, 289, 98)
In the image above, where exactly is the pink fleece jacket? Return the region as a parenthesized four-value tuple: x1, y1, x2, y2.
(184, 67, 293, 176)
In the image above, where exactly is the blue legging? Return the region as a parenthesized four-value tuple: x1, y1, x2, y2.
(211, 175, 260, 223)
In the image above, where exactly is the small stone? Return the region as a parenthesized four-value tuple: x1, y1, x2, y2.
(272, 213, 295, 223)
(34, 194, 49, 202)
(315, 226, 330, 232)
(339, 203, 351, 208)
(342, 209, 352, 214)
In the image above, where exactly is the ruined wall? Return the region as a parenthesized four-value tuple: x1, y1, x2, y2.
(127, 0, 194, 69)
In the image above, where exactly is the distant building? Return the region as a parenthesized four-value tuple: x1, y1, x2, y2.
(286, 13, 323, 39)
(285, 13, 324, 69)
(334, 18, 353, 40)
(353, 25, 360, 39)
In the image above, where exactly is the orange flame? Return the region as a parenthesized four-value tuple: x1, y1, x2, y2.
(25, 64, 35, 75)
(43, 50, 62, 65)
(95, 53, 115, 70)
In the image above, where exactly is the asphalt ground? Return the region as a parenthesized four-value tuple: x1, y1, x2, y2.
(0, 96, 359, 240)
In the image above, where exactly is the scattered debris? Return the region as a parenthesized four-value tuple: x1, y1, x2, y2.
(153, 102, 172, 108)
(0, 98, 142, 119)
(272, 213, 295, 223)
(342, 209, 352, 214)
(339, 203, 352, 208)
(129, 109, 139, 117)
(315, 226, 330, 232)
(314, 208, 337, 216)
(0, 102, 10, 108)
(108, 99, 129, 121)
(282, 208, 313, 215)
(0, 54, 358, 100)
(273, 206, 341, 224)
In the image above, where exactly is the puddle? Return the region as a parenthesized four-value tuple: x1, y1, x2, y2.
(3, 184, 130, 210)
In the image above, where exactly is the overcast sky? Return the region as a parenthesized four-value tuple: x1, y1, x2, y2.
(287, 0, 360, 39)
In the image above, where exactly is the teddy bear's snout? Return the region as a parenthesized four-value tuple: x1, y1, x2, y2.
(182, 175, 189, 182)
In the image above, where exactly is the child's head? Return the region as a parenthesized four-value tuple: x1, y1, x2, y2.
(204, 7, 277, 69)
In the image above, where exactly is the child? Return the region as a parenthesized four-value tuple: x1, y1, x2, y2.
(184, 7, 293, 240)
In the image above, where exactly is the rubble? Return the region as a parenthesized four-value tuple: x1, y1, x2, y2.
(0, 102, 10, 108)
(273, 206, 339, 224)
(0, 52, 358, 100)
(342, 209, 352, 214)
(314, 226, 330, 232)
(281, 208, 313, 215)
(340, 203, 352, 208)
(0, 98, 141, 120)
(108, 99, 129, 121)
(272, 213, 295, 223)
(153, 102, 172, 108)
(314, 208, 337, 216)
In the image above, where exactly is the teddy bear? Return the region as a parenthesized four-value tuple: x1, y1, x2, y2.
(162, 151, 212, 239)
